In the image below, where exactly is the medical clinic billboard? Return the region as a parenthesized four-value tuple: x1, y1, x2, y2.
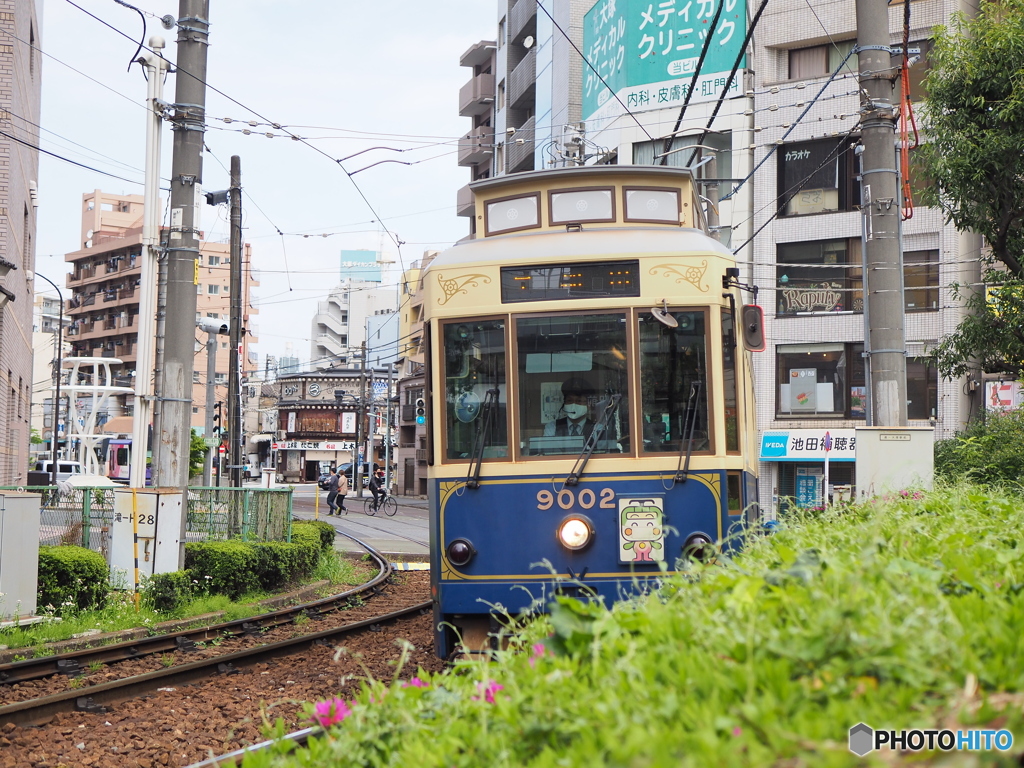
(583, 0, 747, 126)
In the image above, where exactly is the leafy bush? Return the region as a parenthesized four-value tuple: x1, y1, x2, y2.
(145, 570, 195, 613)
(934, 406, 1024, 487)
(184, 541, 260, 600)
(37, 546, 109, 615)
(294, 520, 335, 551)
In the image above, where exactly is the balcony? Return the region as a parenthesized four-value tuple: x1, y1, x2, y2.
(458, 125, 492, 167)
(459, 72, 495, 117)
(509, 0, 537, 45)
(508, 46, 536, 111)
(415, 449, 428, 463)
(456, 183, 474, 218)
(506, 116, 536, 173)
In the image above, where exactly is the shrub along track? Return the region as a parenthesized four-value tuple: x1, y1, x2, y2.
(0, 535, 441, 768)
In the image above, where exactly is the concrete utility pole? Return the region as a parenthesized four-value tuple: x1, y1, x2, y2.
(132, 36, 169, 488)
(355, 341, 367, 498)
(157, 0, 210, 487)
(228, 156, 243, 488)
(203, 328, 217, 485)
(857, 0, 907, 425)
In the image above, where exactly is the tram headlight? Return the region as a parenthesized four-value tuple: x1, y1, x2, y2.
(682, 533, 714, 563)
(557, 515, 594, 551)
(446, 538, 476, 567)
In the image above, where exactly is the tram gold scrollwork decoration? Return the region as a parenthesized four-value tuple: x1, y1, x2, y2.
(649, 261, 709, 292)
(436, 272, 492, 305)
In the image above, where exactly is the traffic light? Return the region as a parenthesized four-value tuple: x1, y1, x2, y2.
(213, 402, 223, 436)
(415, 398, 426, 425)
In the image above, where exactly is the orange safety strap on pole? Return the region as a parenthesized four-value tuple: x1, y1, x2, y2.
(315, 484, 320, 520)
(131, 488, 141, 611)
(900, 0, 919, 221)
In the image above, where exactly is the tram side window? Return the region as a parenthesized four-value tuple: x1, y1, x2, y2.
(639, 310, 710, 453)
(516, 313, 629, 456)
(442, 320, 508, 460)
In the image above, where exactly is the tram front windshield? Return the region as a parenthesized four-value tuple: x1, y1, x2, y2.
(517, 313, 629, 456)
(442, 319, 508, 460)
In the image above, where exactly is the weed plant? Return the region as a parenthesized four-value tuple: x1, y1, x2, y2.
(246, 484, 1024, 767)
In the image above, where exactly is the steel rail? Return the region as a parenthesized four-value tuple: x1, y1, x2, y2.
(0, 532, 390, 686)
(0, 600, 430, 727)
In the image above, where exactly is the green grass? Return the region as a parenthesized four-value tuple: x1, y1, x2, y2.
(0, 549, 368, 651)
(244, 483, 1024, 767)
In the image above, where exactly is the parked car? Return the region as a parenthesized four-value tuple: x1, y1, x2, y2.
(28, 460, 85, 485)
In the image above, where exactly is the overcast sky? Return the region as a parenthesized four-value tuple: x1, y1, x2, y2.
(34, 0, 497, 365)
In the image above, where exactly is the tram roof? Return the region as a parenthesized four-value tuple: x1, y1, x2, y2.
(428, 226, 734, 271)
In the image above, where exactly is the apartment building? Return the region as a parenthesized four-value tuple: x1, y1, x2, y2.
(454, 0, 976, 514)
(0, 0, 43, 484)
(310, 277, 397, 369)
(63, 190, 260, 432)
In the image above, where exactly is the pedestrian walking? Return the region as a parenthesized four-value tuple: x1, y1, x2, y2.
(336, 470, 349, 514)
(325, 467, 342, 515)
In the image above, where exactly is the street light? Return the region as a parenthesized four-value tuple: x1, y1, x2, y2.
(34, 273, 64, 486)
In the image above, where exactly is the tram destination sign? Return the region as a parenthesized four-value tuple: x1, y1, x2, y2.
(583, 0, 748, 126)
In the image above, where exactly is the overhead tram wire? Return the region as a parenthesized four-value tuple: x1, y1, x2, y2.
(536, 1, 655, 143)
(659, 0, 726, 164)
(679, 0, 771, 169)
(0, 128, 145, 186)
(722, 46, 858, 201)
(64, 0, 409, 276)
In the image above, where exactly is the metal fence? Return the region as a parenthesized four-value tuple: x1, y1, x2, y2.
(4, 486, 293, 562)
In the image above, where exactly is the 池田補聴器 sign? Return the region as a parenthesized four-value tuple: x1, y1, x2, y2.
(583, 0, 747, 126)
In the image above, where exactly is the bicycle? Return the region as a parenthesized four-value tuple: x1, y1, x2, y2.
(364, 488, 398, 517)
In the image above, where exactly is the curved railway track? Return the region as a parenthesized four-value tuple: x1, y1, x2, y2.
(0, 532, 431, 730)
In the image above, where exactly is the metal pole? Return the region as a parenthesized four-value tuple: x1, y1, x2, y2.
(355, 341, 366, 498)
(228, 156, 243, 488)
(203, 332, 216, 485)
(857, 0, 907, 426)
(385, 361, 393, 490)
(157, 0, 210, 488)
(704, 154, 720, 242)
(36, 273, 63, 486)
(133, 37, 168, 488)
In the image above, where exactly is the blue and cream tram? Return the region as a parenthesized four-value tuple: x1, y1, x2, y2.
(423, 166, 762, 658)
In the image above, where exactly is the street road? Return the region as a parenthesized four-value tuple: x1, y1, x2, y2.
(289, 485, 430, 559)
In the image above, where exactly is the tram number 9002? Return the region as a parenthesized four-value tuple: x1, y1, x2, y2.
(536, 488, 616, 511)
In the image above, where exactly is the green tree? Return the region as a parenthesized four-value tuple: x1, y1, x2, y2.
(190, 429, 207, 479)
(932, 272, 1024, 378)
(917, 0, 1024, 275)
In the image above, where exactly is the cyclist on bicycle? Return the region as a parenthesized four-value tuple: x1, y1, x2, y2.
(369, 467, 386, 511)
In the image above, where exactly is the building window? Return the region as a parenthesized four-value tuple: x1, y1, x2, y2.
(208, 255, 221, 266)
(215, 373, 227, 384)
(904, 250, 939, 311)
(778, 137, 859, 216)
(208, 284, 220, 295)
(497, 80, 506, 111)
(633, 133, 732, 180)
(777, 239, 862, 315)
(907, 357, 938, 420)
(788, 40, 857, 80)
(777, 342, 865, 418)
(498, 17, 505, 47)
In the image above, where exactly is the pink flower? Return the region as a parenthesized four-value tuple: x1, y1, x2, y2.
(472, 681, 504, 704)
(528, 643, 549, 668)
(311, 697, 352, 727)
(402, 677, 429, 688)
(732, 726, 742, 737)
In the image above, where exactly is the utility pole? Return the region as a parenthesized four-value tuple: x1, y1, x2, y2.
(228, 156, 243, 488)
(203, 329, 216, 485)
(857, 0, 907, 426)
(156, 0, 209, 488)
(385, 361, 393, 489)
(355, 341, 366, 497)
(132, 36, 168, 488)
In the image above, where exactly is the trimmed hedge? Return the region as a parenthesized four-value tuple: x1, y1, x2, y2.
(37, 545, 109, 614)
(147, 521, 336, 612)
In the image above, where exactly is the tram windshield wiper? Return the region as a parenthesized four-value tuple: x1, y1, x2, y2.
(465, 387, 500, 489)
(674, 381, 702, 484)
(565, 394, 622, 487)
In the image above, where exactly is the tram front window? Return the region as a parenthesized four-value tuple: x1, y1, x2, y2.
(516, 313, 629, 456)
(639, 310, 709, 453)
(443, 320, 508, 460)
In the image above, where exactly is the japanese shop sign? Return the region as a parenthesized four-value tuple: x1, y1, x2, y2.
(760, 429, 857, 462)
(271, 441, 356, 452)
(583, 0, 747, 125)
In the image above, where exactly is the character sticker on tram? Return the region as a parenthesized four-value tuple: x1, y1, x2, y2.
(618, 497, 665, 563)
